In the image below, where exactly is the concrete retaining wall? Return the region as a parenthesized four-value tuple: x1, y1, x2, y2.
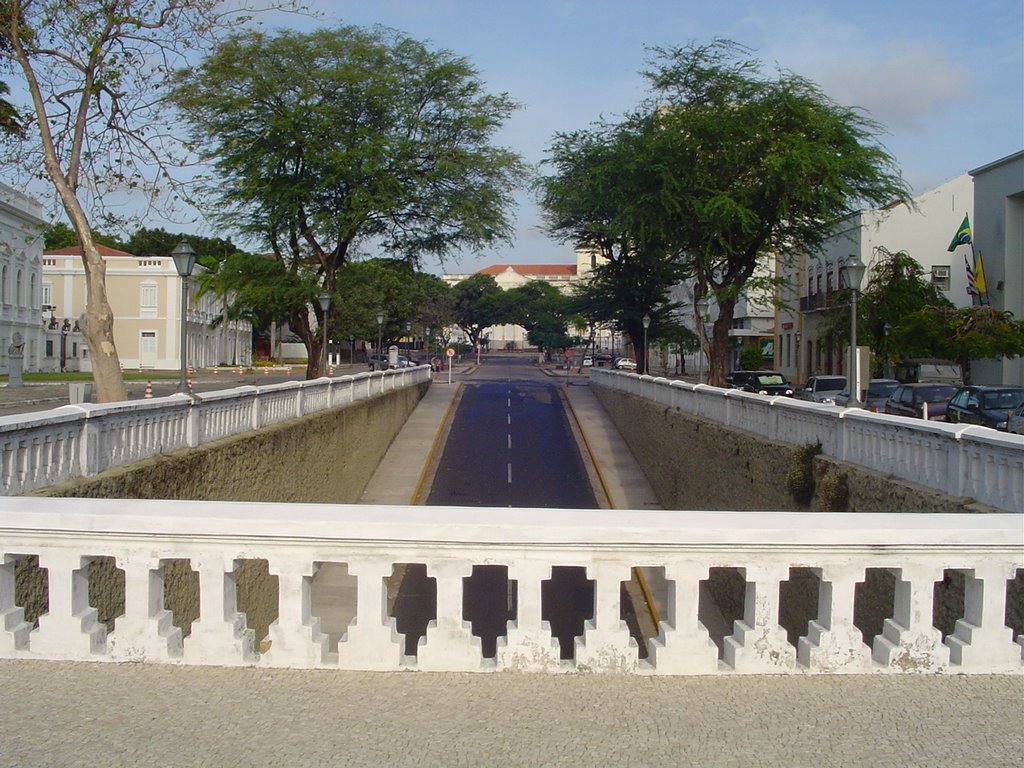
(592, 386, 996, 514)
(32, 381, 430, 503)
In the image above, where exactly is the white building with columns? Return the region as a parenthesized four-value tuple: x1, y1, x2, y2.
(0, 184, 47, 375)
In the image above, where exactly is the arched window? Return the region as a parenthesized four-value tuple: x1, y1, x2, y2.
(0, 265, 6, 304)
(15, 269, 23, 308)
(30, 274, 37, 311)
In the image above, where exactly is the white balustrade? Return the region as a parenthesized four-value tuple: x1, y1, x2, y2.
(0, 498, 1018, 674)
(591, 368, 1024, 513)
(0, 366, 430, 495)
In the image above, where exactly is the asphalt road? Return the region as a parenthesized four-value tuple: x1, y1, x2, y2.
(426, 356, 597, 508)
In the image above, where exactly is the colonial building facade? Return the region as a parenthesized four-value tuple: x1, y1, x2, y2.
(43, 244, 252, 371)
(0, 184, 48, 375)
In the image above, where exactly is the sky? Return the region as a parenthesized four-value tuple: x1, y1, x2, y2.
(15, 1, 1024, 273)
(257, 0, 1022, 274)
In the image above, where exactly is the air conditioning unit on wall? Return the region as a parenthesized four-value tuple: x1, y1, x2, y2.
(932, 266, 950, 279)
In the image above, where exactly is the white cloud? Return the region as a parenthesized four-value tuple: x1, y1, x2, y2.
(813, 40, 971, 132)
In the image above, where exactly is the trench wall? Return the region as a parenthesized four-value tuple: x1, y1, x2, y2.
(592, 385, 995, 514)
(32, 380, 430, 503)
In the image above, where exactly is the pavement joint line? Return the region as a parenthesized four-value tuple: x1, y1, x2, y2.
(409, 382, 463, 505)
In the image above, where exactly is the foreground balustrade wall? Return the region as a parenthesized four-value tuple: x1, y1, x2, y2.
(1, 498, 1020, 674)
(591, 368, 1024, 513)
(0, 366, 431, 496)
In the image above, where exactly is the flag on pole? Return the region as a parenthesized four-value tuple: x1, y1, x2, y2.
(964, 254, 979, 297)
(947, 214, 972, 251)
(972, 252, 988, 297)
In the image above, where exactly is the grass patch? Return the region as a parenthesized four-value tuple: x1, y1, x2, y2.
(1, 372, 178, 383)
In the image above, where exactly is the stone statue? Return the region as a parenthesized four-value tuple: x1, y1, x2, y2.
(7, 331, 24, 387)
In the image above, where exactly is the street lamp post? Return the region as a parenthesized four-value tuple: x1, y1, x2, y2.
(695, 296, 709, 384)
(171, 241, 197, 395)
(642, 314, 651, 375)
(841, 254, 867, 407)
(318, 292, 331, 376)
(795, 330, 802, 385)
(425, 326, 431, 356)
(375, 312, 384, 367)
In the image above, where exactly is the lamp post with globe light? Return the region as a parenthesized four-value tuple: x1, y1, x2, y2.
(375, 312, 384, 368)
(171, 241, 197, 394)
(318, 292, 331, 376)
(642, 314, 651, 375)
(840, 254, 867, 407)
(695, 295, 709, 384)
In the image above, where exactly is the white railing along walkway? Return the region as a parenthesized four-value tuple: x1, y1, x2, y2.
(0, 498, 1020, 674)
(591, 369, 1024, 513)
(0, 366, 431, 496)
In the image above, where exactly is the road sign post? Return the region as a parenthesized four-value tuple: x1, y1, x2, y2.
(446, 347, 455, 384)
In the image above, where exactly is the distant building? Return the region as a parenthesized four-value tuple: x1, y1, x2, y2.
(774, 173, 974, 385)
(969, 150, 1024, 386)
(0, 184, 47, 375)
(442, 249, 603, 350)
(43, 244, 252, 370)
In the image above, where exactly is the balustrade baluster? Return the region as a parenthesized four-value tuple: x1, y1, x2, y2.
(108, 555, 182, 662)
(873, 565, 950, 672)
(647, 561, 718, 674)
(265, 559, 325, 667)
(496, 560, 560, 671)
(0, 555, 32, 653)
(723, 563, 796, 673)
(418, 560, 478, 671)
(31, 551, 106, 659)
(798, 564, 872, 672)
(335, 557, 399, 670)
(946, 564, 1022, 672)
(575, 562, 638, 672)
(183, 554, 255, 665)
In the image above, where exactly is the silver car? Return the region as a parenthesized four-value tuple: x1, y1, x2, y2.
(1007, 401, 1024, 435)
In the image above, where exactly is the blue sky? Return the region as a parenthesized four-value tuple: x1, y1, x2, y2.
(261, 0, 1022, 272)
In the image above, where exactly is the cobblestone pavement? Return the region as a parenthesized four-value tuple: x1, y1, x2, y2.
(0, 661, 1020, 767)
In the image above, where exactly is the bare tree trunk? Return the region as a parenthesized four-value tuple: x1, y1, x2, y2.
(707, 296, 736, 388)
(54, 190, 125, 402)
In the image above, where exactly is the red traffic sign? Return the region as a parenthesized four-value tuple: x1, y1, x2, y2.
(445, 347, 455, 358)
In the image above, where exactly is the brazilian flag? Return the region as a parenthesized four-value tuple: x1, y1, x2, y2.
(947, 214, 972, 251)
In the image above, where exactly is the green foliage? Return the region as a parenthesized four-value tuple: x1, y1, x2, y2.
(738, 343, 764, 371)
(817, 468, 850, 513)
(171, 24, 525, 277)
(643, 41, 909, 385)
(452, 274, 503, 346)
(542, 40, 909, 385)
(892, 305, 1024, 384)
(0, 80, 21, 137)
(786, 442, 821, 508)
(43, 222, 126, 252)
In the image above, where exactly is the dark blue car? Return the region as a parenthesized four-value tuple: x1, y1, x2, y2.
(945, 386, 1024, 431)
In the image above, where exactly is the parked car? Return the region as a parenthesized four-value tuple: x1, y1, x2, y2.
(884, 383, 958, 421)
(613, 357, 637, 370)
(582, 355, 593, 367)
(367, 353, 390, 371)
(726, 370, 795, 396)
(796, 375, 847, 404)
(834, 378, 900, 411)
(893, 358, 963, 385)
(945, 386, 1024, 431)
(1007, 401, 1024, 435)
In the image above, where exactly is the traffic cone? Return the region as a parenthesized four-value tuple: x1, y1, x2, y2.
(263, 366, 269, 376)
(213, 366, 219, 376)
(329, 364, 335, 376)
(186, 369, 192, 392)
(144, 381, 153, 399)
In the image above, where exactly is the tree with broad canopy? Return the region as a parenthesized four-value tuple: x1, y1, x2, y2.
(539, 40, 909, 385)
(170, 25, 526, 378)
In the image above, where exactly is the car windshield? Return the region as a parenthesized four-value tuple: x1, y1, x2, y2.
(980, 390, 1024, 410)
(918, 385, 956, 403)
(818, 378, 845, 391)
(867, 381, 899, 397)
(755, 374, 787, 385)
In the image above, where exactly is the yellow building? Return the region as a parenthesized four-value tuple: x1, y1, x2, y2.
(43, 244, 252, 371)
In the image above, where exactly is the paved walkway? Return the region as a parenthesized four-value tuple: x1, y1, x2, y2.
(0, 661, 1019, 767)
